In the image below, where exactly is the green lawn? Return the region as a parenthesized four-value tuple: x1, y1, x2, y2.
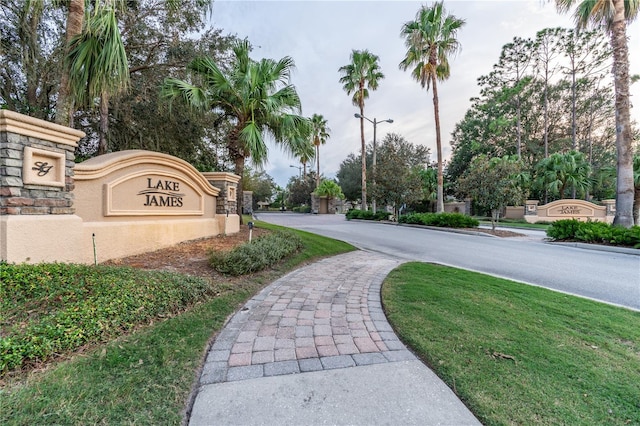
(0, 221, 354, 425)
(382, 262, 640, 425)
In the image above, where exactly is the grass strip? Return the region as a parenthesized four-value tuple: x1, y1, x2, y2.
(382, 262, 640, 425)
(1, 223, 354, 425)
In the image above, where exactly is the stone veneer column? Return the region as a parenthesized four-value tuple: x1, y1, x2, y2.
(202, 172, 240, 215)
(0, 110, 85, 263)
(242, 191, 253, 215)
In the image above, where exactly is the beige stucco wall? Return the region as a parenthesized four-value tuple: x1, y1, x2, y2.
(81, 218, 221, 264)
(1, 215, 84, 263)
(71, 150, 239, 263)
(1, 110, 241, 264)
(524, 199, 613, 224)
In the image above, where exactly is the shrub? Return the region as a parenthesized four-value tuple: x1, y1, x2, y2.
(209, 230, 303, 275)
(547, 220, 640, 248)
(546, 219, 582, 241)
(292, 205, 311, 213)
(345, 209, 390, 221)
(0, 263, 212, 375)
(399, 213, 479, 228)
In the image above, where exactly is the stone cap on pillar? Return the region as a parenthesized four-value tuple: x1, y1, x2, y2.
(0, 110, 85, 146)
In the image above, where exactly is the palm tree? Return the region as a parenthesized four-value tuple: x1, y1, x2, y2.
(633, 155, 640, 225)
(310, 114, 330, 188)
(338, 50, 384, 210)
(535, 151, 592, 199)
(67, 4, 129, 155)
(555, 0, 639, 227)
(162, 40, 310, 220)
(55, 0, 85, 126)
(400, 1, 465, 213)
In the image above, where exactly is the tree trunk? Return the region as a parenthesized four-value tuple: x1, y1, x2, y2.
(97, 92, 109, 155)
(235, 154, 245, 225)
(432, 75, 444, 213)
(316, 142, 320, 188)
(359, 104, 367, 210)
(633, 187, 640, 226)
(56, 0, 84, 126)
(611, 0, 634, 228)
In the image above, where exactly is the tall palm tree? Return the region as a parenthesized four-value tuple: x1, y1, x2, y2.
(310, 113, 330, 188)
(555, 0, 638, 227)
(67, 4, 129, 155)
(338, 50, 384, 210)
(633, 155, 640, 225)
(162, 40, 310, 220)
(399, 1, 465, 213)
(55, 0, 85, 126)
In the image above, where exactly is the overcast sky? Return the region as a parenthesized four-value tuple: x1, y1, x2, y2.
(209, 0, 640, 188)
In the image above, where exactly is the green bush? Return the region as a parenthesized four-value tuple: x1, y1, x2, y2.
(292, 205, 312, 213)
(0, 263, 212, 375)
(209, 231, 303, 275)
(345, 209, 390, 221)
(546, 219, 582, 240)
(399, 212, 479, 228)
(547, 220, 640, 248)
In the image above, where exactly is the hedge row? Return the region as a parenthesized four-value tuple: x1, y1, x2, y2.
(345, 209, 390, 221)
(546, 220, 640, 248)
(399, 212, 480, 228)
(0, 263, 212, 375)
(209, 230, 303, 275)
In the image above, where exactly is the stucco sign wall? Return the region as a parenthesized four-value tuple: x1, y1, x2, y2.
(105, 171, 204, 216)
(524, 199, 614, 224)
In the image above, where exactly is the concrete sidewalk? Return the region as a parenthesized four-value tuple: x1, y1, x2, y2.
(188, 251, 481, 425)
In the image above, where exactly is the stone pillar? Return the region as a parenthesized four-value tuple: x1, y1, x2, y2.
(202, 172, 240, 215)
(1, 110, 85, 263)
(242, 191, 253, 215)
(602, 199, 616, 219)
(524, 200, 539, 224)
(464, 198, 472, 216)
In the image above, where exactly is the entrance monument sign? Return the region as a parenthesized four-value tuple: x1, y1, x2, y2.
(1, 110, 239, 264)
(524, 199, 615, 224)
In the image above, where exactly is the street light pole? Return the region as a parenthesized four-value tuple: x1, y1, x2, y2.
(289, 164, 302, 178)
(354, 114, 393, 213)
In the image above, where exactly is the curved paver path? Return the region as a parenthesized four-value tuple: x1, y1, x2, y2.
(200, 251, 414, 384)
(190, 250, 481, 425)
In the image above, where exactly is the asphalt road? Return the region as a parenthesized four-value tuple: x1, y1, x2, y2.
(256, 212, 640, 311)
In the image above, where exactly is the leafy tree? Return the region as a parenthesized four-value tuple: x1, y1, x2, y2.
(243, 167, 277, 211)
(287, 172, 317, 207)
(482, 36, 535, 158)
(162, 40, 310, 222)
(534, 150, 592, 199)
(457, 155, 528, 229)
(374, 133, 430, 218)
(336, 153, 363, 203)
(399, 1, 465, 213)
(1, 2, 64, 120)
(555, 0, 639, 227)
(310, 113, 330, 188)
(338, 49, 384, 210)
(534, 27, 564, 158)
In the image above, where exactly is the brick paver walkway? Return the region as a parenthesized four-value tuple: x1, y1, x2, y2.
(199, 251, 416, 385)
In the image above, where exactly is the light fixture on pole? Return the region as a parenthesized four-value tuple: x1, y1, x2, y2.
(289, 164, 302, 177)
(354, 113, 393, 213)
